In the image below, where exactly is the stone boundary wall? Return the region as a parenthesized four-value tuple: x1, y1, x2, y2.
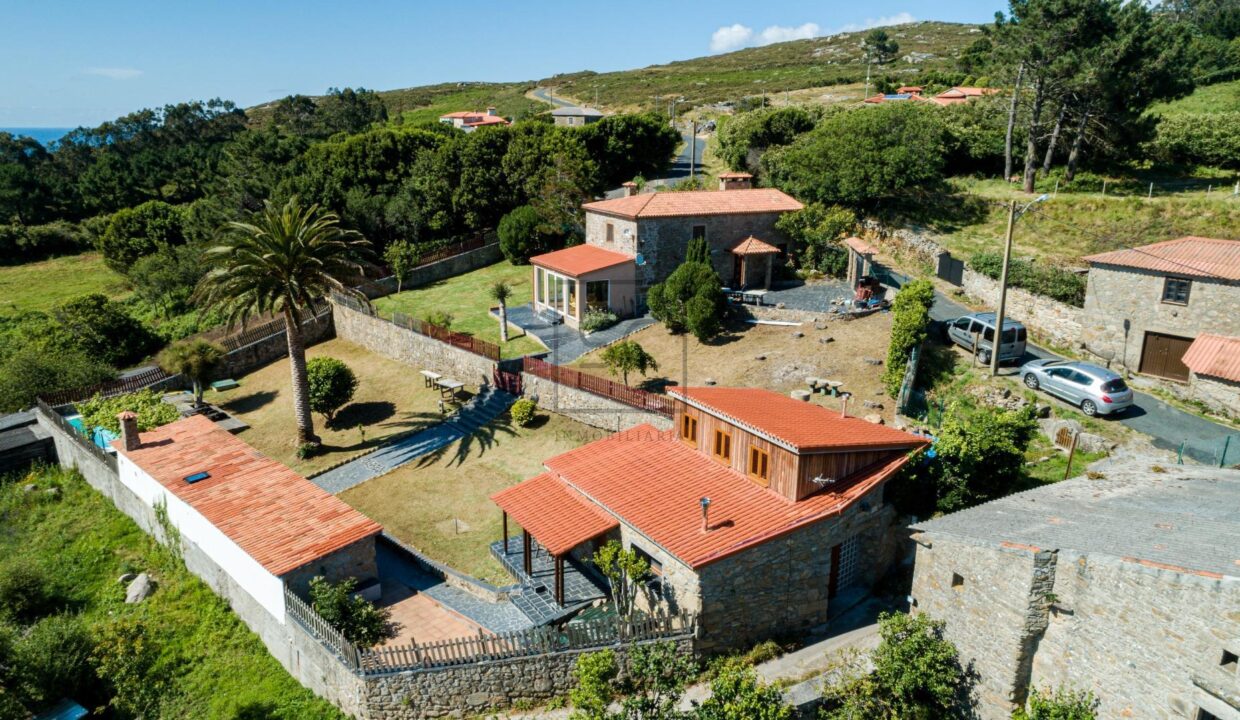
(33, 406, 367, 717)
(869, 223, 1084, 347)
(363, 636, 695, 719)
(358, 242, 503, 300)
(520, 372, 674, 433)
(219, 308, 335, 378)
(332, 301, 496, 389)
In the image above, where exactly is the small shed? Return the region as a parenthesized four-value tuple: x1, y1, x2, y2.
(843, 237, 879, 288)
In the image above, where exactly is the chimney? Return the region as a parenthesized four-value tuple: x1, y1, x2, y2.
(840, 395, 849, 419)
(621, 181, 638, 197)
(119, 411, 140, 451)
(700, 497, 711, 533)
(718, 172, 753, 191)
(486, 106, 497, 116)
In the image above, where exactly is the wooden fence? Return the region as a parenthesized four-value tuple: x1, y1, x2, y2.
(38, 367, 176, 408)
(34, 398, 118, 471)
(284, 586, 362, 671)
(388, 311, 501, 361)
(359, 613, 696, 676)
(522, 357, 674, 417)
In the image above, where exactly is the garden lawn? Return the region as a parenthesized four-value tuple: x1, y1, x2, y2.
(340, 410, 602, 585)
(215, 338, 443, 475)
(0, 464, 342, 719)
(372, 261, 546, 359)
(0, 252, 127, 316)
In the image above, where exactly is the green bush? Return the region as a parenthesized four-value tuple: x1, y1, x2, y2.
(1015, 685, 1099, 720)
(0, 221, 92, 264)
(882, 280, 936, 398)
(97, 200, 187, 273)
(581, 309, 619, 333)
(51, 293, 159, 367)
(498, 204, 555, 265)
(1150, 112, 1240, 169)
(510, 398, 538, 427)
(933, 402, 1038, 513)
(970, 251, 1086, 307)
(16, 614, 99, 709)
(93, 617, 166, 719)
(423, 309, 454, 329)
(0, 343, 115, 414)
(600, 340, 659, 386)
(647, 261, 725, 341)
(308, 576, 393, 648)
(0, 564, 59, 623)
(306, 357, 358, 424)
(774, 203, 855, 276)
(78, 388, 180, 435)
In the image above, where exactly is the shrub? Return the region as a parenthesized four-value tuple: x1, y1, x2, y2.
(97, 200, 187, 273)
(882, 280, 936, 397)
(933, 402, 1038, 513)
(601, 340, 659, 386)
(774, 203, 855, 276)
(51, 293, 159, 367)
(498, 204, 554, 264)
(581, 309, 619, 333)
(0, 343, 115, 414)
(970, 251, 1086, 307)
(423, 309, 454, 329)
(308, 576, 393, 647)
(1015, 685, 1099, 720)
(306, 357, 358, 424)
(128, 243, 205, 317)
(0, 564, 58, 623)
(1149, 112, 1240, 169)
(510, 398, 538, 427)
(17, 614, 99, 708)
(78, 388, 180, 435)
(647, 262, 725, 341)
(93, 618, 166, 719)
(694, 663, 792, 720)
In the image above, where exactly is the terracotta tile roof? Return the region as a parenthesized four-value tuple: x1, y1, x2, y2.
(540, 425, 915, 568)
(844, 236, 878, 255)
(114, 415, 381, 576)
(1182, 333, 1240, 383)
(464, 115, 510, 127)
(531, 244, 634, 277)
(491, 473, 619, 556)
(730, 236, 781, 255)
(1082, 236, 1240, 281)
(717, 171, 753, 179)
(668, 387, 929, 453)
(583, 189, 802, 220)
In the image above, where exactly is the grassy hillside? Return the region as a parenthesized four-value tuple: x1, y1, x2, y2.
(378, 81, 547, 124)
(1149, 78, 1240, 116)
(540, 21, 983, 111)
(0, 252, 127, 317)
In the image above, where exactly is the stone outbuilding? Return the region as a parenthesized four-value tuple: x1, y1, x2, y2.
(1181, 333, 1240, 420)
(1081, 236, 1240, 381)
(491, 387, 928, 649)
(909, 460, 1240, 720)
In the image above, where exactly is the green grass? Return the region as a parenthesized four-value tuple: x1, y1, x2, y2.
(0, 464, 342, 719)
(1149, 79, 1240, 116)
(387, 82, 549, 125)
(373, 262, 547, 359)
(0, 252, 127, 316)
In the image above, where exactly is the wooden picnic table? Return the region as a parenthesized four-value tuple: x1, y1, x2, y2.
(435, 377, 464, 401)
(724, 288, 768, 306)
(420, 370, 442, 388)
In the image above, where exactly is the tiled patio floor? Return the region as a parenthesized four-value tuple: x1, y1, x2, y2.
(491, 535, 609, 625)
(378, 580, 488, 646)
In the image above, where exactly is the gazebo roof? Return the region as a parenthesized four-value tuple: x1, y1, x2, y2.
(730, 236, 781, 255)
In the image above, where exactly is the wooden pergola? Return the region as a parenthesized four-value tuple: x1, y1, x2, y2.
(729, 236, 782, 290)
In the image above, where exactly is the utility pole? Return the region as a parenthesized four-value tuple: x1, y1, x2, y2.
(863, 47, 872, 98)
(990, 199, 1017, 377)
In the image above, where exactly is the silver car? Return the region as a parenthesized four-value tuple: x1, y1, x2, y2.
(1019, 359, 1134, 417)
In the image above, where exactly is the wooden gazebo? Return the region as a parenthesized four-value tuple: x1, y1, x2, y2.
(729, 236, 781, 290)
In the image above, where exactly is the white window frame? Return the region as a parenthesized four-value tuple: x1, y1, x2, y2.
(536, 268, 578, 318)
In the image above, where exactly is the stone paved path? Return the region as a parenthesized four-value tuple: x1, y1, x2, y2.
(311, 387, 516, 494)
(760, 279, 853, 313)
(498, 305, 655, 364)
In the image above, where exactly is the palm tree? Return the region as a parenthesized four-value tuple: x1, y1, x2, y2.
(195, 197, 372, 446)
(489, 280, 513, 343)
(158, 338, 225, 407)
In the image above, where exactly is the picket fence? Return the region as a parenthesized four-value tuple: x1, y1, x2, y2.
(522, 356, 675, 417)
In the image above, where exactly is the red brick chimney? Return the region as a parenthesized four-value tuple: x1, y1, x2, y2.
(118, 411, 140, 451)
(718, 172, 753, 191)
(621, 181, 638, 197)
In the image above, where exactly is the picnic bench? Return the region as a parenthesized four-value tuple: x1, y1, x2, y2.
(435, 377, 465, 402)
(420, 370, 442, 388)
(723, 288, 768, 306)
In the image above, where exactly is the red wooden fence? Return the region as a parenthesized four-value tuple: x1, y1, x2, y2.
(522, 357, 674, 417)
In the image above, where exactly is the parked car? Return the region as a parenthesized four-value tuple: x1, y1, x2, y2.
(1018, 359, 1134, 417)
(945, 313, 1028, 365)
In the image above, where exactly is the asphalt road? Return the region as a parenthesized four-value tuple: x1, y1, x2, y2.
(928, 289, 1238, 466)
(529, 86, 574, 108)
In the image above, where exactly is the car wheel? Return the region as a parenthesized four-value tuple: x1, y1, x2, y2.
(1081, 399, 1098, 417)
(1023, 373, 1040, 390)
(978, 349, 991, 365)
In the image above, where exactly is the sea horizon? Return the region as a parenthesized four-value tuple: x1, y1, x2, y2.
(1, 127, 75, 146)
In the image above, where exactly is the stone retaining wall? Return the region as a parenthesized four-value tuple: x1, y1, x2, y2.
(219, 310, 335, 378)
(358, 242, 503, 300)
(363, 636, 695, 719)
(520, 372, 673, 433)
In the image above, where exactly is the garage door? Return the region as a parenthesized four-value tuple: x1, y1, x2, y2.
(1140, 331, 1193, 381)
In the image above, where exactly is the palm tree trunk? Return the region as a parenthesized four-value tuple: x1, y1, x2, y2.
(283, 305, 320, 446)
(499, 301, 509, 343)
(1022, 77, 1046, 194)
(1004, 62, 1024, 181)
(1065, 110, 1090, 183)
(1041, 104, 1067, 178)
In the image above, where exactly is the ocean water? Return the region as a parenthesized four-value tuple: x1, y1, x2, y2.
(1, 127, 74, 146)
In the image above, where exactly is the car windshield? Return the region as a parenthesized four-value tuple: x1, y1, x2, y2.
(1101, 378, 1128, 393)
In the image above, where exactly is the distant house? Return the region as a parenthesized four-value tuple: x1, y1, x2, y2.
(909, 460, 1240, 720)
(492, 386, 928, 648)
(1081, 236, 1240, 381)
(438, 108, 511, 132)
(930, 86, 999, 105)
(528, 175, 802, 326)
(551, 106, 605, 126)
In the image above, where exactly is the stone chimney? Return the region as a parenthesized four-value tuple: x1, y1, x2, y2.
(621, 181, 638, 197)
(486, 106, 498, 116)
(718, 172, 753, 191)
(118, 411, 140, 451)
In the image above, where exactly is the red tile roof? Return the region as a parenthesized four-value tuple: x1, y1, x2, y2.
(583, 189, 802, 220)
(718, 171, 753, 179)
(668, 387, 929, 453)
(531, 244, 634, 277)
(1082, 237, 1240, 281)
(1182, 333, 1240, 383)
(730, 236, 781, 255)
(491, 473, 619, 556)
(114, 415, 381, 576)
(539, 424, 915, 568)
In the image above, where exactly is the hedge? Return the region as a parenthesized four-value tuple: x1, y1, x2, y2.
(969, 251, 1086, 307)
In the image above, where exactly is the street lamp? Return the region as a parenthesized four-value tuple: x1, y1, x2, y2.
(990, 194, 1049, 377)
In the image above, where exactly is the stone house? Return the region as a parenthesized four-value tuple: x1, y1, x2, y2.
(113, 413, 382, 618)
(909, 460, 1240, 720)
(1081, 237, 1240, 382)
(1182, 333, 1240, 420)
(551, 106, 605, 126)
(491, 387, 928, 649)
(528, 179, 802, 319)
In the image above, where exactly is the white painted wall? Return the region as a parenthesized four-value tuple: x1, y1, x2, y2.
(116, 454, 286, 620)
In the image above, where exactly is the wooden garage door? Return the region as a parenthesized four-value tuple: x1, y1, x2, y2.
(1140, 331, 1193, 381)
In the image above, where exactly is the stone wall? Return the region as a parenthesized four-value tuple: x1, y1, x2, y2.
(1187, 372, 1240, 420)
(219, 309, 335, 378)
(282, 535, 380, 597)
(357, 242, 503, 300)
(332, 301, 497, 389)
(362, 636, 695, 719)
(637, 212, 790, 293)
(519, 372, 673, 433)
(1081, 265, 1240, 371)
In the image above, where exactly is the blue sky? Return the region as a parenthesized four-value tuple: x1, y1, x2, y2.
(2, 0, 1004, 127)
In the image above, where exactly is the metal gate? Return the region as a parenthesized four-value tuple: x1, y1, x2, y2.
(936, 251, 965, 286)
(828, 534, 862, 599)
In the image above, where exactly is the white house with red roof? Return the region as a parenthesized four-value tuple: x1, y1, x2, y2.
(438, 108, 511, 132)
(528, 176, 802, 326)
(491, 386, 927, 648)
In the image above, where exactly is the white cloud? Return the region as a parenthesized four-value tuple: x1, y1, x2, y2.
(84, 67, 143, 80)
(832, 12, 917, 34)
(710, 24, 754, 53)
(757, 22, 820, 45)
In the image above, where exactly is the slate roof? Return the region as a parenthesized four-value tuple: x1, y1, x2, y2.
(583, 189, 802, 220)
(1182, 333, 1240, 383)
(114, 415, 381, 576)
(1082, 236, 1240, 281)
(530, 244, 634, 276)
(912, 461, 1240, 580)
